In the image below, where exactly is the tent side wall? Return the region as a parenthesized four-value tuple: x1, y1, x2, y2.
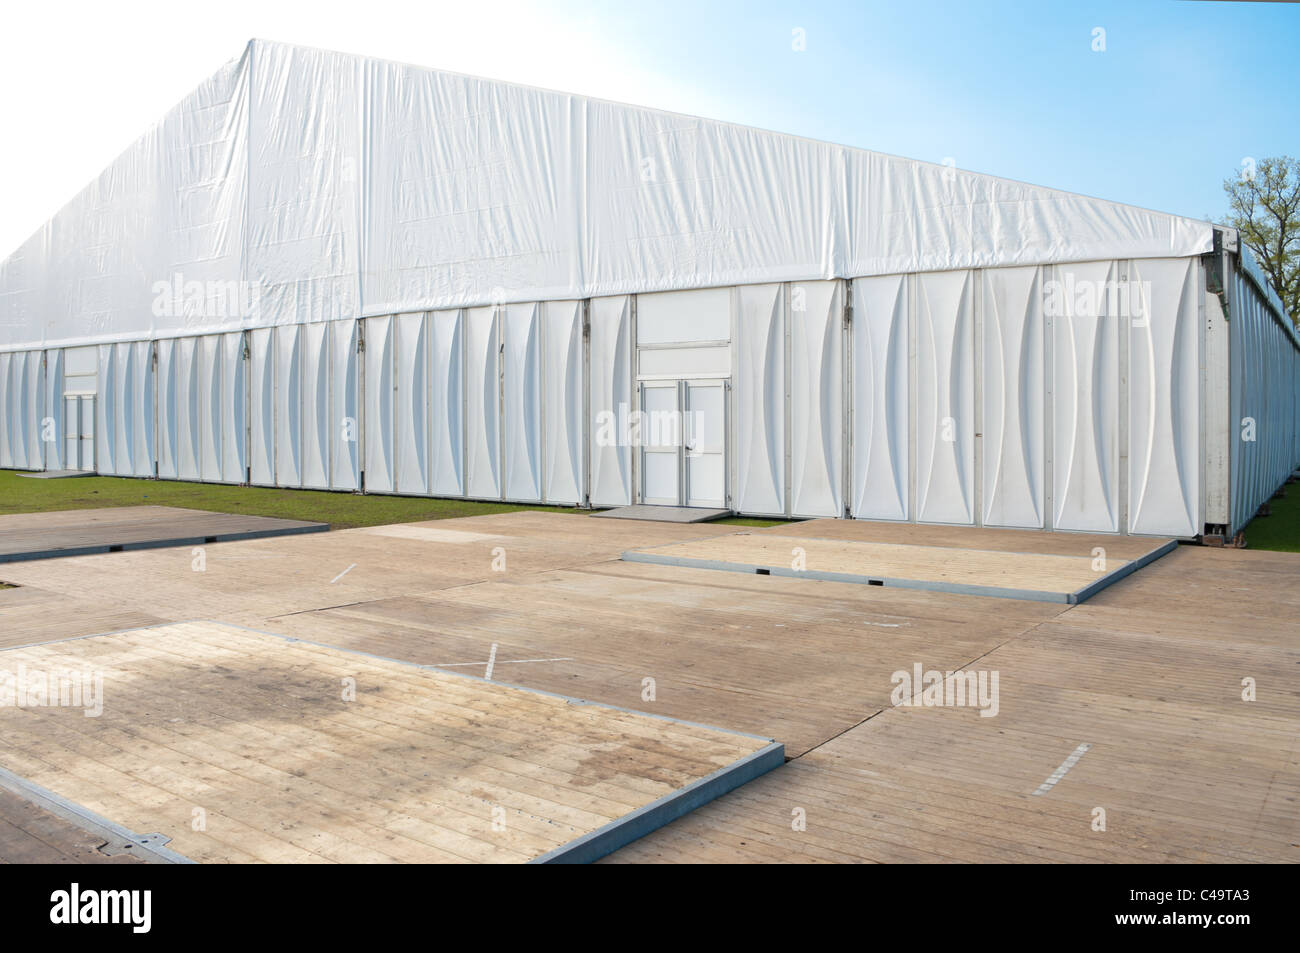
(3, 255, 1252, 540)
(1225, 249, 1300, 537)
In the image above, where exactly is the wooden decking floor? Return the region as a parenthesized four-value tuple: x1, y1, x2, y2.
(0, 511, 1294, 863)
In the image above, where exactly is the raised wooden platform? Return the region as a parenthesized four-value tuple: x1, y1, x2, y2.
(0, 506, 328, 564)
(623, 523, 1176, 603)
(0, 621, 779, 863)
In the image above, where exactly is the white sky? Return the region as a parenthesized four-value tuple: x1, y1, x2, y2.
(0, 0, 727, 259)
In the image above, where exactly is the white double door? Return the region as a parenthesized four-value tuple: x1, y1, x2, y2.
(639, 379, 726, 509)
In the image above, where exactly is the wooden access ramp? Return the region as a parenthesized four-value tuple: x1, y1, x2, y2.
(623, 520, 1177, 604)
(0, 621, 780, 864)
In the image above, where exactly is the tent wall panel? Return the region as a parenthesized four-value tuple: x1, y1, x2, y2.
(464, 306, 501, 499)
(17, 349, 29, 469)
(0, 350, 42, 470)
(23, 349, 43, 470)
(503, 303, 542, 502)
(363, 316, 394, 493)
(394, 313, 430, 495)
(220, 332, 247, 483)
(248, 328, 275, 485)
(175, 337, 200, 481)
(330, 320, 360, 491)
(300, 323, 331, 490)
(0, 352, 12, 468)
(1127, 259, 1200, 537)
(95, 345, 117, 475)
(1051, 261, 1121, 532)
(980, 266, 1044, 528)
(132, 342, 155, 478)
(733, 284, 785, 516)
(198, 336, 222, 482)
(851, 275, 909, 521)
(789, 280, 843, 518)
(44, 349, 64, 471)
(589, 295, 632, 507)
(541, 301, 584, 505)
(99, 341, 151, 478)
(274, 325, 302, 487)
(915, 270, 975, 525)
(113, 343, 132, 475)
(156, 340, 178, 479)
(1229, 259, 1300, 535)
(429, 310, 464, 498)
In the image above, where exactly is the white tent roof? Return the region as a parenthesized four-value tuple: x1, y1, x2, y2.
(0, 39, 1214, 350)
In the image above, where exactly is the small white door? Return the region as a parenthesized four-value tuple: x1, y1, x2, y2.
(640, 382, 680, 505)
(685, 381, 725, 508)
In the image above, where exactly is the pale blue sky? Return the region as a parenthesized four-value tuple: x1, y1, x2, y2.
(549, 0, 1299, 221)
(1, 0, 1296, 256)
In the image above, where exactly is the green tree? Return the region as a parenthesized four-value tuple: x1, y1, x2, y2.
(1220, 156, 1300, 323)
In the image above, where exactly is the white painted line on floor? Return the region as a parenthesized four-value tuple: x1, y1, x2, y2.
(330, 563, 357, 584)
(1032, 742, 1092, 796)
(484, 642, 498, 681)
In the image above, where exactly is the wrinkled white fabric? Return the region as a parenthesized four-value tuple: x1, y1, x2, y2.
(0, 40, 1215, 350)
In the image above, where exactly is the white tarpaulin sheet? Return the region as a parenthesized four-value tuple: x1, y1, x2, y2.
(0, 39, 1215, 352)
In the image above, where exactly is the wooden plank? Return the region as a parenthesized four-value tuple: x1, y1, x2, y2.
(0, 509, 1292, 864)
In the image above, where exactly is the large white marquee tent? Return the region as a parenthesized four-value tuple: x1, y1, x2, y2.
(0, 39, 1295, 539)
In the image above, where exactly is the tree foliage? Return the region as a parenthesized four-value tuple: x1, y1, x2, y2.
(1221, 155, 1300, 323)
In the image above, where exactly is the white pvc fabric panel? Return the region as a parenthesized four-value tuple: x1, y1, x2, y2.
(394, 313, 429, 495)
(1230, 260, 1300, 535)
(464, 307, 500, 500)
(0, 350, 44, 470)
(589, 295, 633, 507)
(980, 267, 1044, 529)
(914, 271, 975, 525)
(44, 349, 65, 471)
(300, 323, 331, 490)
(790, 281, 843, 518)
(4, 257, 1291, 543)
(733, 284, 785, 516)
(0, 40, 1214, 351)
(96, 340, 153, 478)
(154, 335, 244, 483)
(1127, 259, 1200, 538)
(542, 301, 585, 505)
(248, 328, 275, 486)
(851, 275, 909, 521)
(220, 333, 247, 482)
(503, 303, 542, 502)
(1051, 261, 1121, 533)
(429, 310, 463, 498)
